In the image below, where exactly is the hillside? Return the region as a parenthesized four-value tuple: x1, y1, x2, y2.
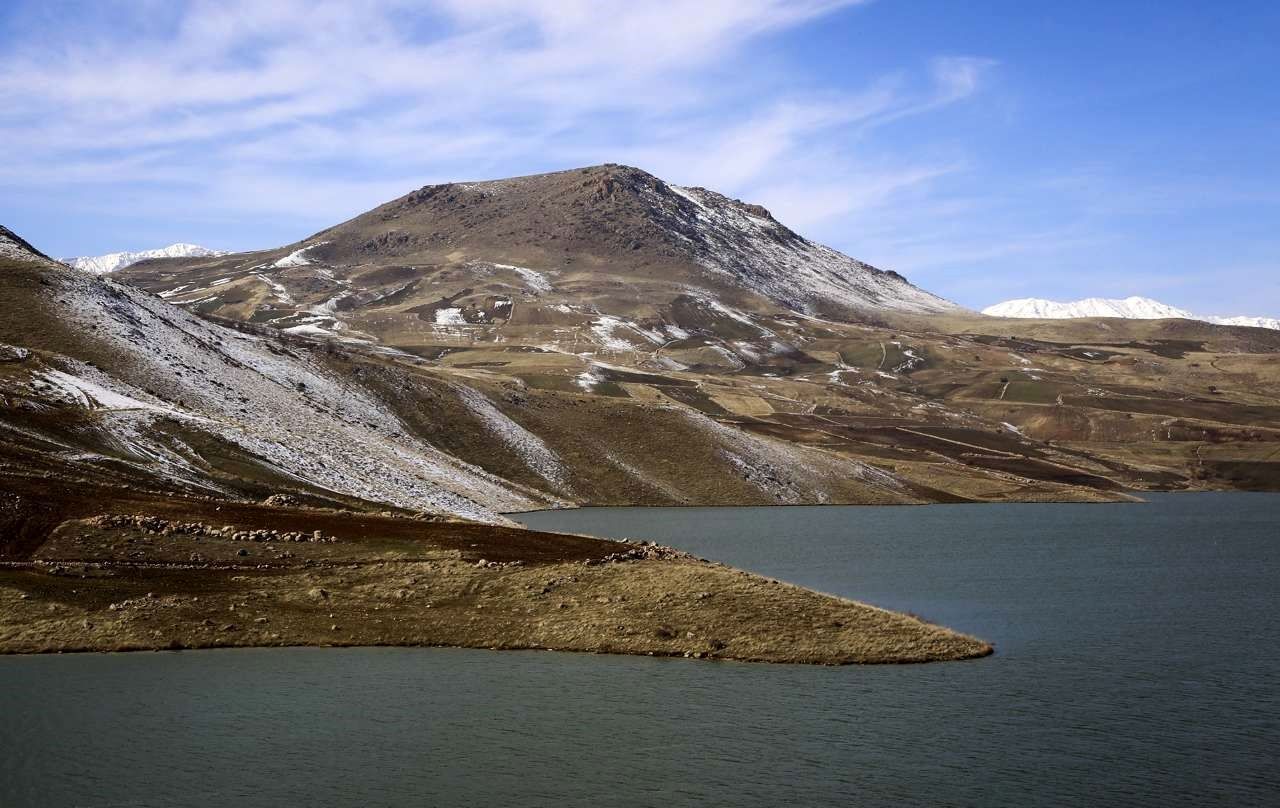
(3, 219, 944, 538)
(119, 164, 956, 336)
(1, 226, 549, 526)
(111, 166, 1280, 500)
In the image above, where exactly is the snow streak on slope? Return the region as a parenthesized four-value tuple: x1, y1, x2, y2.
(453, 384, 570, 491)
(590, 316, 663, 351)
(34, 368, 178, 413)
(63, 244, 225, 275)
(272, 242, 329, 268)
(983, 296, 1280, 330)
(677, 407, 904, 503)
(492, 263, 554, 294)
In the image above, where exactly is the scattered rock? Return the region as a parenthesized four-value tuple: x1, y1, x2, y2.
(581, 540, 694, 566)
(87, 514, 337, 544)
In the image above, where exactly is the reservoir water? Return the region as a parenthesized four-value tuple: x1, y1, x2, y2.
(2, 493, 1277, 806)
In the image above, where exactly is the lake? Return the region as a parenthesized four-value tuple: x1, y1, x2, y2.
(2, 493, 1277, 806)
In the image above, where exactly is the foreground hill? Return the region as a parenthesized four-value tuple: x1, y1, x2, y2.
(1, 226, 550, 525)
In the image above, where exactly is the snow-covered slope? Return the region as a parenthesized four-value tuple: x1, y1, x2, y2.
(666, 183, 957, 315)
(1210, 314, 1280, 330)
(983, 296, 1280, 330)
(62, 243, 225, 274)
(2, 227, 552, 522)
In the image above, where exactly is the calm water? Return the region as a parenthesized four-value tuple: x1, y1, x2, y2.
(2, 493, 1278, 807)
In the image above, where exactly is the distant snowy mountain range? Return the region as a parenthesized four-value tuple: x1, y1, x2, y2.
(61, 243, 224, 274)
(983, 296, 1280, 331)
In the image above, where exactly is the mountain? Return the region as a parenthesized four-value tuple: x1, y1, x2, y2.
(984, 296, 1193, 320)
(328, 164, 959, 317)
(115, 164, 963, 380)
(1209, 314, 1280, 330)
(4, 219, 929, 529)
(62, 243, 225, 275)
(984, 296, 1280, 331)
(104, 164, 1280, 503)
(121, 164, 952, 324)
(3, 222, 996, 664)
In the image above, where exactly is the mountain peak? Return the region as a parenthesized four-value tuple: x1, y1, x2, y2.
(62, 243, 225, 275)
(308, 164, 958, 317)
(983, 295, 1279, 330)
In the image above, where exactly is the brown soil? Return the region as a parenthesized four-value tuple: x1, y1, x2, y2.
(0, 481, 991, 665)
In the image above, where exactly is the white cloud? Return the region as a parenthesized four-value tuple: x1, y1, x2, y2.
(2, 0, 996, 256)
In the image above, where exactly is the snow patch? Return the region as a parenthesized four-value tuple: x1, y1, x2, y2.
(591, 316, 660, 351)
(282, 324, 337, 338)
(272, 242, 329, 268)
(493, 263, 553, 294)
(435, 308, 467, 325)
(252, 273, 296, 304)
(33, 369, 177, 413)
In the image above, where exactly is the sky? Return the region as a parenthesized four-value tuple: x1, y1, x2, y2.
(1, 0, 1278, 316)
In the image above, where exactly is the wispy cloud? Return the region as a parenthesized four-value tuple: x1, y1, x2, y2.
(3, 1, 1276, 317)
(0, 0, 994, 253)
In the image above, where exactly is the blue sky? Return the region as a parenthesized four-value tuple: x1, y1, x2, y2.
(1, 0, 1277, 315)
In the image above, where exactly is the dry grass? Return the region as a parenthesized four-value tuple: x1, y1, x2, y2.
(0, 560, 991, 665)
(0, 509, 991, 665)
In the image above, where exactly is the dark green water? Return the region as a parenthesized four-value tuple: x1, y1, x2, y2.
(2, 493, 1277, 807)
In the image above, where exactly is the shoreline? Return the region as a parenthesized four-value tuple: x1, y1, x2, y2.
(0, 501, 993, 665)
(0, 556, 993, 665)
(0, 635, 995, 666)
(501, 493, 1149, 517)
(503, 487, 1280, 517)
